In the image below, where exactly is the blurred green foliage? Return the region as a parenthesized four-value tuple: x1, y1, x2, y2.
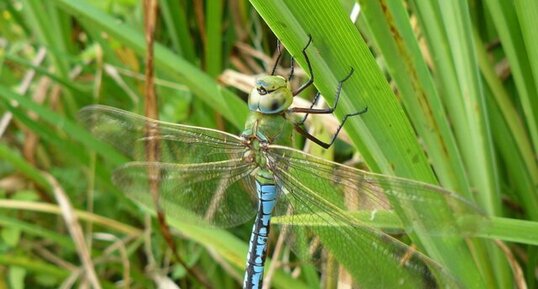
(0, 0, 537, 288)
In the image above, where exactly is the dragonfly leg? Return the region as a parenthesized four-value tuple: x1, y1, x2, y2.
(288, 57, 295, 81)
(294, 106, 368, 149)
(297, 91, 321, 125)
(292, 34, 314, 96)
(270, 39, 283, 76)
(291, 67, 368, 149)
(289, 67, 354, 115)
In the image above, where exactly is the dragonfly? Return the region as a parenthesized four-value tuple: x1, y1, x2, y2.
(80, 36, 480, 289)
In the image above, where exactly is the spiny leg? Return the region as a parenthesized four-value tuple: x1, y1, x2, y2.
(290, 67, 354, 115)
(294, 106, 367, 149)
(288, 57, 295, 81)
(297, 91, 321, 125)
(292, 34, 314, 96)
(271, 39, 283, 75)
(290, 67, 368, 149)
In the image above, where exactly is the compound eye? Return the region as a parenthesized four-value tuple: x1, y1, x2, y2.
(257, 87, 268, 95)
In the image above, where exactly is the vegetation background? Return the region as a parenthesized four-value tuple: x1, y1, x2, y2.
(0, 0, 537, 288)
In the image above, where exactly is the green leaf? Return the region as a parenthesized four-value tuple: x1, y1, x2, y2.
(8, 266, 26, 289)
(1, 227, 21, 247)
(248, 1, 499, 288)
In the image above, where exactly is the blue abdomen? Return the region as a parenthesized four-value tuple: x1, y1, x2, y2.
(243, 180, 278, 289)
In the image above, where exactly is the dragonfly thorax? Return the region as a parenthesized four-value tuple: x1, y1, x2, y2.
(248, 75, 293, 114)
(242, 111, 294, 147)
(241, 137, 269, 169)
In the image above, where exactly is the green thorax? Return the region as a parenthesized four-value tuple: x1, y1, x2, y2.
(242, 75, 296, 184)
(242, 111, 294, 147)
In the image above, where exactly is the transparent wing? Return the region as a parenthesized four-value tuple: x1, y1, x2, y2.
(79, 105, 255, 227)
(271, 184, 461, 289)
(113, 159, 257, 228)
(79, 105, 246, 164)
(267, 145, 481, 233)
(266, 145, 480, 289)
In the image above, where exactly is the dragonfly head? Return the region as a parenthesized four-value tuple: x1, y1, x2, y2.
(248, 75, 292, 114)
